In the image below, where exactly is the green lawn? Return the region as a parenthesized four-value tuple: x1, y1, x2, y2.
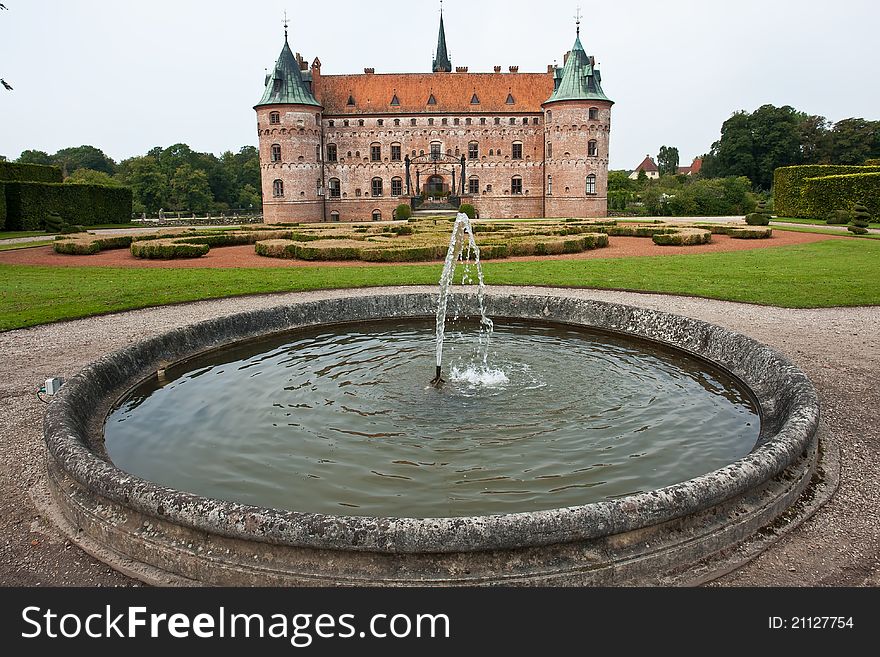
(0, 231, 50, 240)
(0, 240, 55, 252)
(772, 224, 880, 239)
(1, 239, 878, 331)
(774, 216, 880, 229)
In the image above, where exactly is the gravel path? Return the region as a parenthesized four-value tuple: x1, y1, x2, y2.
(0, 286, 877, 586)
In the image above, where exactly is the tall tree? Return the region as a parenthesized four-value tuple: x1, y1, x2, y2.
(116, 156, 168, 213)
(53, 145, 116, 176)
(657, 146, 680, 176)
(830, 118, 880, 164)
(170, 164, 212, 213)
(16, 150, 53, 165)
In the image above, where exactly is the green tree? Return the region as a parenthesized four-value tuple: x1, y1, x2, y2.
(116, 156, 168, 213)
(53, 145, 116, 176)
(64, 168, 124, 187)
(608, 169, 638, 192)
(16, 149, 53, 165)
(657, 146, 680, 176)
(830, 118, 880, 165)
(170, 164, 213, 213)
(799, 114, 832, 164)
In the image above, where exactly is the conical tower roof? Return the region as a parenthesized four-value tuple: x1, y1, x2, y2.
(545, 33, 612, 104)
(256, 32, 320, 108)
(432, 12, 452, 72)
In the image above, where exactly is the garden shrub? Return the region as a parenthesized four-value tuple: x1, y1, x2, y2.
(395, 204, 413, 222)
(255, 239, 300, 259)
(43, 211, 66, 232)
(130, 239, 210, 259)
(60, 224, 86, 234)
(392, 225, 414, 236)
(745, 212, 770, 226)
(726, 227, 772, 239)
(3, 181, 132, 230)
(458, 203, 476, 219)
(773, 165, 880, 218)
(0, 162, 62, 183)
(827, 209, 853, 225)
(849, 202, 871, 235)
(53, 235, 133, 255)
(652, 228, 711, 246)
(0, 182, 6, 230)
(802, 173, 880, 220)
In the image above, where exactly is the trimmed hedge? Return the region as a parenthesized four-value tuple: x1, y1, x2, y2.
(131, 239, 210, 259)
(360, 245, 447, 262)
(773, 165, 880, 218)
(3, 181, 133, 230)
(53, 235, 134, 255)
(255, 239, 299, 259)
(0, 182, 5, 230)
(802, 173, 880, 220)
(727, 227, 772, 239)
(652, 228, 711, 246)
(0, 162, 62, 183)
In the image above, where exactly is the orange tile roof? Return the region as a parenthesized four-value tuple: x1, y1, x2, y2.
(317, 72, 555, 114)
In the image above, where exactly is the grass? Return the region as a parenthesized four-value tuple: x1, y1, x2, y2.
(772, 225, 880, 240)
(775, 216, 880, 229)
(0, 231, 50, 240)
(1, 239, 878, 331)
(0, 240, 55, 252)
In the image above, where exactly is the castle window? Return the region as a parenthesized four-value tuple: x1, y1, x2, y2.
(372, 210, 382, 222)
(430, 142, 441, 161)
(512, 142, 523, 160)
(377, 119, 384, 126)
(315, 145, 320, 160)
(394, 118, 401, 126)
(494, 117, 501, 125)
(509, 117, 516, 125)
(486, 184, 493, 193)
(468, 176, 480, 194)
(511, 176, 523, 194)
(391, 143, 402, 161)
(428, 118, 435, 126)
(371, 144, 381, 162)
(330, 211, 340, 222)
(273, 76, 283, 93)
(547, 142, 552, 158)
(547, 174, 553, 196)
(471, 93, 480, 105)
(488, 149, 494, 156)
(328, 120, 335, 127)
(271, 144, 282, 162)
(497, 149, 502, 156)
(411, 118, 417, 126)
(269, 112, 280, 125)
(466, 118, 472, 126)
(442, 118, 448, 125)
(588, 140, 598, 157)
(586, 175, 596, 195)
(272, 179, 284, 197)
(480, 118, 486, 125)
(454, 118, 460, 126)
(589, 107, 599, 120)
(343, 120, 349, 127)
(329, 178, 341, 198)
(316, 114, 321, 125)
(522, 118, 529, 125)
(371, 178, 383, 196)
(468, 142, 479, 160)
(355, 188, 362, 197)
(391, 177, 403, 196)
(358, 119, 365, 127)
(546, 110, 552, 122)
(327, 144, 337, 162)
(532, 117, 539, 125)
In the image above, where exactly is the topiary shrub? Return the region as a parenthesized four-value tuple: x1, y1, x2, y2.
(255, 239, 300, 259)
(459, 203, 476, 219)
(391, 225, 414, 236)
(42, 211, 67, 232)
(395, 204, 413, 222)
(53, 234, 133, 255)
(745, 212, 770, 226)
(827, 209, 853, 225)
(652, 228, 711, 246)
(727, 227, 772, 239)
(60, 224, 86, 234)
(849, 202, 871, 235)
(130, 239, 210, 259)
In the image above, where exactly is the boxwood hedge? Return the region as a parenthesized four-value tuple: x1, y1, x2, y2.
(773, 165, 880, 218)
(802, 173, 880, 220)
(0, 162, 63, 183)
(3, 181, 132, 230)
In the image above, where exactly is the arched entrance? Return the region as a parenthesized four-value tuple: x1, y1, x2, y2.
(426, 175, 446, 196)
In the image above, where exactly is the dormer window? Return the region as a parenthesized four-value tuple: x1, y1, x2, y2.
(390, 94, 400, 106)
(471, 93, 480, 104)
(506, 93, 515, 105)
(427, 94, 437, 105)
(273, 76, 283, 93)
(347, 95, 355, 106)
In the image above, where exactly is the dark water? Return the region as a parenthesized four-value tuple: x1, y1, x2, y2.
(104, 319, 760, 518)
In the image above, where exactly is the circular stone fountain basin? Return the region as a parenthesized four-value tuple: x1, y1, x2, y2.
(43, 292, 820, 586)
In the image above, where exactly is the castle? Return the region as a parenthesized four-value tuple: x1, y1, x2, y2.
(255, 12, 612, 223)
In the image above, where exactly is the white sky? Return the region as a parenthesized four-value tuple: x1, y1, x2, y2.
(0, 0, 877, 170)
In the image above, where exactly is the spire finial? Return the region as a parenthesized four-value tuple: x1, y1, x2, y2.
(283, 10, 289, 42)
(575, 6, 581, 37)
(440, 0, 444, 16)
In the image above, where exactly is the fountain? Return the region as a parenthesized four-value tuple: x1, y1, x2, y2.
(41, 217, 821, 586)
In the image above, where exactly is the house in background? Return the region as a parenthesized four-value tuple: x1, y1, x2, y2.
(628, 155, 659, 180)
(677, 157, 703, 176)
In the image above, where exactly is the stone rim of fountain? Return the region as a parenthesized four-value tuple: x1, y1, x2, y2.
(42, 292, 821, 584)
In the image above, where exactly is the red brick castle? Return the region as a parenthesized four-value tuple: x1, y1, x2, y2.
(255, 11, 612, 223)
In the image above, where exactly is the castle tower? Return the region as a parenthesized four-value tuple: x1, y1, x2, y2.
(542, 24, 613, 218)
(432, 8, 452, 73)
(255, 24, 324, 223)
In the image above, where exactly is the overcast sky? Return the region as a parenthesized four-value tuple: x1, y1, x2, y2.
(0, 0, 877, 170)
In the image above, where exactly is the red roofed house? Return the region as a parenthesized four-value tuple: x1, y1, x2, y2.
(255, 12, 613, 222)
(677, 157, 703, 176)
(628, 155, 659, 180)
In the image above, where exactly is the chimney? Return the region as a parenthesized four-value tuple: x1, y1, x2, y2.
(509, 66, 519, 73)
(455, 66, 468, 73)
(494, 66, 501, 73)
(563, 52, 570, 65)
(364, 67, 375, 74)
(547, 64, 555, 73)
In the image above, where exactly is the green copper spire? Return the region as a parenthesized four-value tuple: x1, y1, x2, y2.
(256, 25, 320, 108)
(433, 5, 452, 73)
(545, 31, 612, 104)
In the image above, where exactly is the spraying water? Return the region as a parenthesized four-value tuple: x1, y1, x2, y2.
(431, 212, 497, 387)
